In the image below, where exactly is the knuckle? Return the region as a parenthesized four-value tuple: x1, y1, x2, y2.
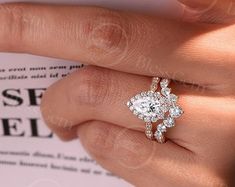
(81, 10, 129, 53)
(68, 67, 114, 107)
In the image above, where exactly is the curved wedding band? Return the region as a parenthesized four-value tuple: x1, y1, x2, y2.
(127, 77, 183, 143)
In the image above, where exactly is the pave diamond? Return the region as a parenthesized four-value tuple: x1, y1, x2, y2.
(154, 131, 165, 143)
(146, 123, 152, 130)
(151, 117, 158, 123)
(127, 101, 132, 107)
(144, 117, 151, 122)
(133, 110, 139, 116)
(138, 114, 144, 120)
(151, 77, 160, 92)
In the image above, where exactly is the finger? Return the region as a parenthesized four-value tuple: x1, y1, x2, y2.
(0, 3, 234, 85)
(178, 0, 235, 23)
(77, 121, 226, 187)
(40, 66, 228, 149)
(76, 121, 208, 187)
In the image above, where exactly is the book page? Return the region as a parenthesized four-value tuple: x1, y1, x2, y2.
(0, 54, 132, 187)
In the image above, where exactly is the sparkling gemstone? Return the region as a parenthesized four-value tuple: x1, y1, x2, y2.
(163, 117, 175, 128)
(152, 77, 160, 83)
(146, 133, 153, 139)
(133, 110, 139, 115)
(154, 92, 161, 98)
(145, 130, 152, 134)
(147, 91, 154, 97)
(146, 123, 152, 130)
(129, 106, 134, 111)
(157, 124, 167, 132)
(131, 98, 135, 102)
(144, 117, 151, 122)
(154, 131, 165, 143)
(138, 114, 144, 120)
(169, 94, 178, 103)
(160, 97, 170, 112)
(169, 106, 183, 118)
(128, 92, 166, 122)
(151, 116, 158, 123)
(135, 94, 141, 99)
(141, 92, 147, 96)
(127, 101, 132, 107)
(160, 79, 170, 88)
(161, 88, 171, 96)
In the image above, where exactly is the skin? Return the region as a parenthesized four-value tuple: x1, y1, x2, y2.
(1, 1, 235, 186)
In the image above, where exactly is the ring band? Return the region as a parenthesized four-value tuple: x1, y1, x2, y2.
(127, 77, 183, 143)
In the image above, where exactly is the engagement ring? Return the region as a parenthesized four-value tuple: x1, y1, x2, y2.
(127, 77, 183, 143)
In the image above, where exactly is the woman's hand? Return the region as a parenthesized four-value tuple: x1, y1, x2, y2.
(1, 2, 235, 187)
(179, 0, 235, 23)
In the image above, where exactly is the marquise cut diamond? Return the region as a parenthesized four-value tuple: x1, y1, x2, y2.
(127, 91, 179, 123)
(127, 91, 169, 123)
(127, 90, 183, 124)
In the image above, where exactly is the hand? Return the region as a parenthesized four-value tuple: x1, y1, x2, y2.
(1, 3, 235, 187)
(178, 0, 235, 23)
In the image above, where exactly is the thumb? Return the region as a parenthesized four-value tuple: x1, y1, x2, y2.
(177, 0, 235, 23)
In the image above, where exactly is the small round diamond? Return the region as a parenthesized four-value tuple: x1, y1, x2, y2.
(146, 133, 153, 139)
(129, 106, 134, 111)
(154, 131, 165, 143)
(157, 124, 167, 132)
(138, 114, 144, 120)
(131, 97, 136, 102)
(154, 92, 161, 98)
(169, 106, 183, 118)
(135, 94, 141, 99)
(161, 88, 171, 96)
(133, 110, 139, 115)
(146, 123, 152, 130)
(145, 130, 152, 134)
(169, 94, 178, 103)
(141, 92, 147, 96)
(127, 101, 132, 107)
(163, 117, 175, 128)
(160, 79, 170, 88)
(147, 91, 154, 97)
(144, 117, 151, 122)
(151, 116, 158, 123)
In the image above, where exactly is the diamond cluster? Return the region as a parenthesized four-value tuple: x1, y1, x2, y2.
(127, 78, 183, 143)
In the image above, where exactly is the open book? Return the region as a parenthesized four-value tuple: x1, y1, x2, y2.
(0, 1, 181, 186)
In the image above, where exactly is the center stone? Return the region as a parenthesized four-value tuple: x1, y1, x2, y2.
(132, 96, 163, 118)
